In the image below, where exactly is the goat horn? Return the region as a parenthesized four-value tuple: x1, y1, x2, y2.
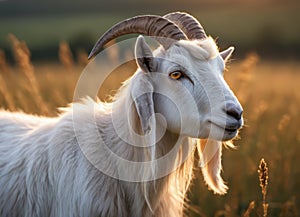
(88, 15, 187, 59)
(163, 12, 207, 40)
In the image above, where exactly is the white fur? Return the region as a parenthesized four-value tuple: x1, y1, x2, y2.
(0, 36, 242, 217)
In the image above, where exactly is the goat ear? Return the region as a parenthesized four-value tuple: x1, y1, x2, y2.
(197, 139, 228, 195)
(220, 46, 234, 62)
(131, 74, 155, 135)
(135, 35, 157, 73)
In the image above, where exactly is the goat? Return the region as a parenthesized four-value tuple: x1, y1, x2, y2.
(0, 12, 243, 217)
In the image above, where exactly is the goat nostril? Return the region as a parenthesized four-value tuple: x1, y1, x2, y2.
(227, 109, 242, 120)
(226, 103, 243, 120)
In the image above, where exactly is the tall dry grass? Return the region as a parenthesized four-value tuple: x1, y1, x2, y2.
(59, 40, 75, 72)
(0, 49, 10, 74)
(0, 35, 299, 216)
(0, 74, 15, 111)
(0, 34, 83, 116)
(8, 34, 51, 115)
(258, 158, 269, 217)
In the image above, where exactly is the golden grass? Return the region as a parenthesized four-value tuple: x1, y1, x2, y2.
(0, 74, 15, 111)
(8, 34, 51, 115)
(258, 158, 269, 217)
(0, 35, 300, 216)
(0, 49, 10, 74)
(243, 201, 255, 217)
(59, 40, 75, 72)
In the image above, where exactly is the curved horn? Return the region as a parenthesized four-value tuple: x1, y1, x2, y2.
(163, 12, 207, 40)
(88, 15, 187, 59)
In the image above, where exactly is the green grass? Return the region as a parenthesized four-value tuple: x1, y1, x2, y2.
(1, 5, 300, 56)
(0, 13, 125, 49)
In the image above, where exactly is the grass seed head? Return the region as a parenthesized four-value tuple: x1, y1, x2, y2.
(258, 158, 269, 195)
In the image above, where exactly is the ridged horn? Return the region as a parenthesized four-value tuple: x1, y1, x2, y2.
(88, 15, 187, 59)
(163, 12, 207, 40)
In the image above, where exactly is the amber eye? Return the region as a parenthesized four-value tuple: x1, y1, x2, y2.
(169, 71, 183, 80)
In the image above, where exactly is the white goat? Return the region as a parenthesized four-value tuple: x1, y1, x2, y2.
(0, 12, 243, 217)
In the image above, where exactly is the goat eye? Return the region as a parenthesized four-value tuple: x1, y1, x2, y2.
(169, 71, 183, 80)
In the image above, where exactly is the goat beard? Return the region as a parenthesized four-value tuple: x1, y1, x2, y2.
(197, 139, 233, 195)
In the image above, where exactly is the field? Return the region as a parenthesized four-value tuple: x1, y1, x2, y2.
(1, 3, 300, 60)
(0, 35, 299, 216)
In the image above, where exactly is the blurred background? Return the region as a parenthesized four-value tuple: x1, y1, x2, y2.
(0, 0, 300, 216)
(0, 0, 300, 61)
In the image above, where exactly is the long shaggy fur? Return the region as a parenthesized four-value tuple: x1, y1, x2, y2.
(0, 83, 194, 217)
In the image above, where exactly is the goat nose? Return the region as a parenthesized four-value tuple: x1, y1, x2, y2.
(225, 102, 243, 120)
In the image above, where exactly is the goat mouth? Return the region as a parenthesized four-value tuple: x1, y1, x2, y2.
(224, 127, 238, 133)
(209, 118, 242, 131)
(211, 122, 238, 132)
(207, 120, 240, 140)
(224, 123, 241, 132)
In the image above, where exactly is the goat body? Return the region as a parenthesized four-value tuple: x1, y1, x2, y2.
(0, 12, 243, 217)
(0, 95, 195, 217)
